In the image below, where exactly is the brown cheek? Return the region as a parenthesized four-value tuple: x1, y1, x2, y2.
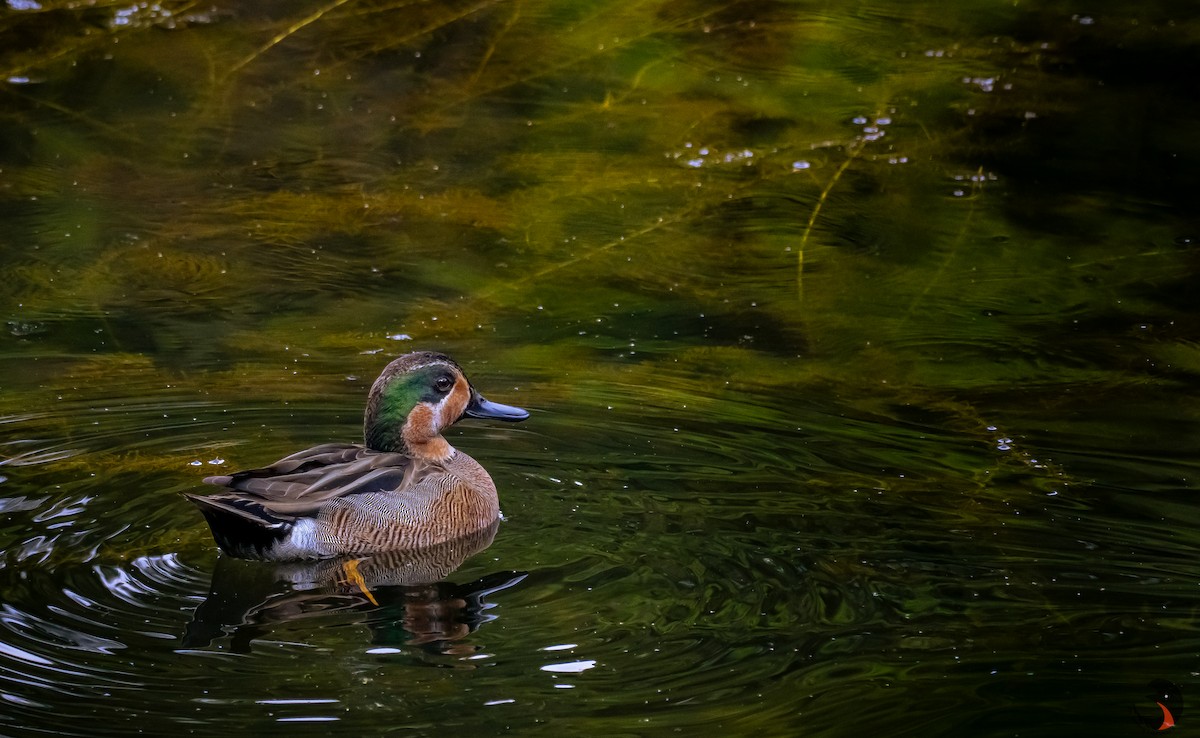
(439, 381, 470, 427)
(403, 405, 437, 447)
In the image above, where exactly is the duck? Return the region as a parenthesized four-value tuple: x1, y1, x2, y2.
(185, 351, 528, 561)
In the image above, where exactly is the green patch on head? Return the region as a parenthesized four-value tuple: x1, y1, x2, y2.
(386, 366, 450, 415)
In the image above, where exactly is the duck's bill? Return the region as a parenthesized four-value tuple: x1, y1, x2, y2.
(466, 392, 529, 422)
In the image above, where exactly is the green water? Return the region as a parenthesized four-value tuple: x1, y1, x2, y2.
(1, 0, 1198, 735)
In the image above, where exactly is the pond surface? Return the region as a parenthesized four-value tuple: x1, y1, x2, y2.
(2, 0, 1198, 735)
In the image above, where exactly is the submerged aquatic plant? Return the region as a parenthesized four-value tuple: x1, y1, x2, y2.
(0, 0, 1196, 560)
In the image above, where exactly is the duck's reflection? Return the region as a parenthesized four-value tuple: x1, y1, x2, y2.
(182, 521, 525, 657)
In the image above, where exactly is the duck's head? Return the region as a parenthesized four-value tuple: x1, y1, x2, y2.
(364, 351, 528, 459)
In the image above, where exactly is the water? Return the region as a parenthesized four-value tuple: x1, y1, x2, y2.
(2, 0, 1198, 735)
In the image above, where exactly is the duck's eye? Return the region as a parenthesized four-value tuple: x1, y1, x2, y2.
(434, 375, 454, 393)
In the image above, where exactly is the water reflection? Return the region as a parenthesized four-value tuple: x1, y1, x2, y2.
(182, 521, 526, 659)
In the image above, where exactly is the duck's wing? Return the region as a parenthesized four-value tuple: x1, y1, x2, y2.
(199, 443, 420, 518)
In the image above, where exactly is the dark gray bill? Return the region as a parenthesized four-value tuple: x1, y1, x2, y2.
(465, 391, 529, 421)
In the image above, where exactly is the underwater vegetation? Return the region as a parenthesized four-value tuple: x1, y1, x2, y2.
(0, 1, 1198, 735)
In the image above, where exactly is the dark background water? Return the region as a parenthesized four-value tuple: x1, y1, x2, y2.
(1, 0, 1198, 735)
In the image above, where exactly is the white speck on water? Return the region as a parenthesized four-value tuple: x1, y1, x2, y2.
(541, 660, 596, 674)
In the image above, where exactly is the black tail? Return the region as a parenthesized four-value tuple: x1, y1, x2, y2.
(185, 494, 294, 560)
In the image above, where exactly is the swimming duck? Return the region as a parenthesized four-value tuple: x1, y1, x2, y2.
(186, 351, 528, 561)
